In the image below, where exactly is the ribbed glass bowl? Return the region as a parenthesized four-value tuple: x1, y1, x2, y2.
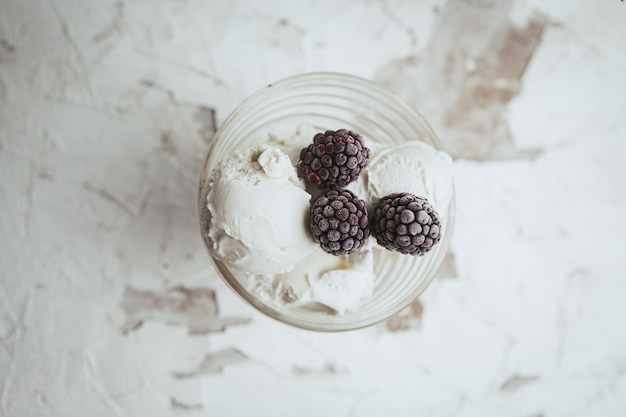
(198, 72, 455, 331)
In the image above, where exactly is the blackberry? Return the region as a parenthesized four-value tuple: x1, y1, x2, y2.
(310, 188, 370, 256)
(299, 129, 370, 188)
(372, 192, 442, 256)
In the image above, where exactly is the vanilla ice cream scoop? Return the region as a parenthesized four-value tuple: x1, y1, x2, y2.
(366, 141, 454, 212)
(206, 144, 316, 276)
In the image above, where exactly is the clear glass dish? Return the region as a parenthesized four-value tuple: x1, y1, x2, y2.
(197, 72, 455, 331)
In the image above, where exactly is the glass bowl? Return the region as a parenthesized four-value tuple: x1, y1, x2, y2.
(197, 72, 455, 331)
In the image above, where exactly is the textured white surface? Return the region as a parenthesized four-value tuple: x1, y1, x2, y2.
(1, 0, 626, 416)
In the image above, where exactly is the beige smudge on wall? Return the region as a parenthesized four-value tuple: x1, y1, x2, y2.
(435, 250, 457, 279)
(120, 286, 250, 335)
(91, 1, 124, 43)
(499, 373, 541, 392)
(292, 363, 346, 377)
(194, 106, 217, 145)
(376, 0, 547, 161)
(385, 298, 424, 332)
(170, 398, 203, 410)
(172, 348, 248, 378)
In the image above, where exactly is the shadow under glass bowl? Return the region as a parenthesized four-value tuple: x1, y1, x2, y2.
(198, 72, 455, 332)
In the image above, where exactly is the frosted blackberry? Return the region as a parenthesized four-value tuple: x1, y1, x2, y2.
(372, 192, 442, 256)
(299, 129, 370, 188)
(310, 189, 370, 256)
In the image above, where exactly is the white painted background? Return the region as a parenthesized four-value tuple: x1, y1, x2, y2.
(1, 0, 625, 416)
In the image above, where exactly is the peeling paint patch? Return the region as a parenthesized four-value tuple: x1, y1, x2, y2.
(384, 298, 424, 332)
(92, 1, 124, 43)
(375, 0, 547, 161)
(159, 131, 178, 155)
(292, 363, 345, 377)
(120, 286, 250, 335)
(193, 106, 217, 144)
(170, 397, 203, 411)
(499, 373, 540, 393)
(172, 348, 247, 378)
(0, 39, 16, 53)
(0, 39, 16, 65)
(435, 250, 457, 279)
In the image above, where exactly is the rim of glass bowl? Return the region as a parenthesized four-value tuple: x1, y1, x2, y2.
(197, 71, 455, 332)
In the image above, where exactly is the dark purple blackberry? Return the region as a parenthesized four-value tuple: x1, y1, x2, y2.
(299, 129, 370, 188)
(372, 193, 442, 256)
(309, 188, 370, 256)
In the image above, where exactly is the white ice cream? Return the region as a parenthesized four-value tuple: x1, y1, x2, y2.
(304, 242, 375, 314)
(247, 241, 375, 315)
(206, 144, 316, 276)
(364, 141, 454, 213)
(206, 128, 454, 316)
